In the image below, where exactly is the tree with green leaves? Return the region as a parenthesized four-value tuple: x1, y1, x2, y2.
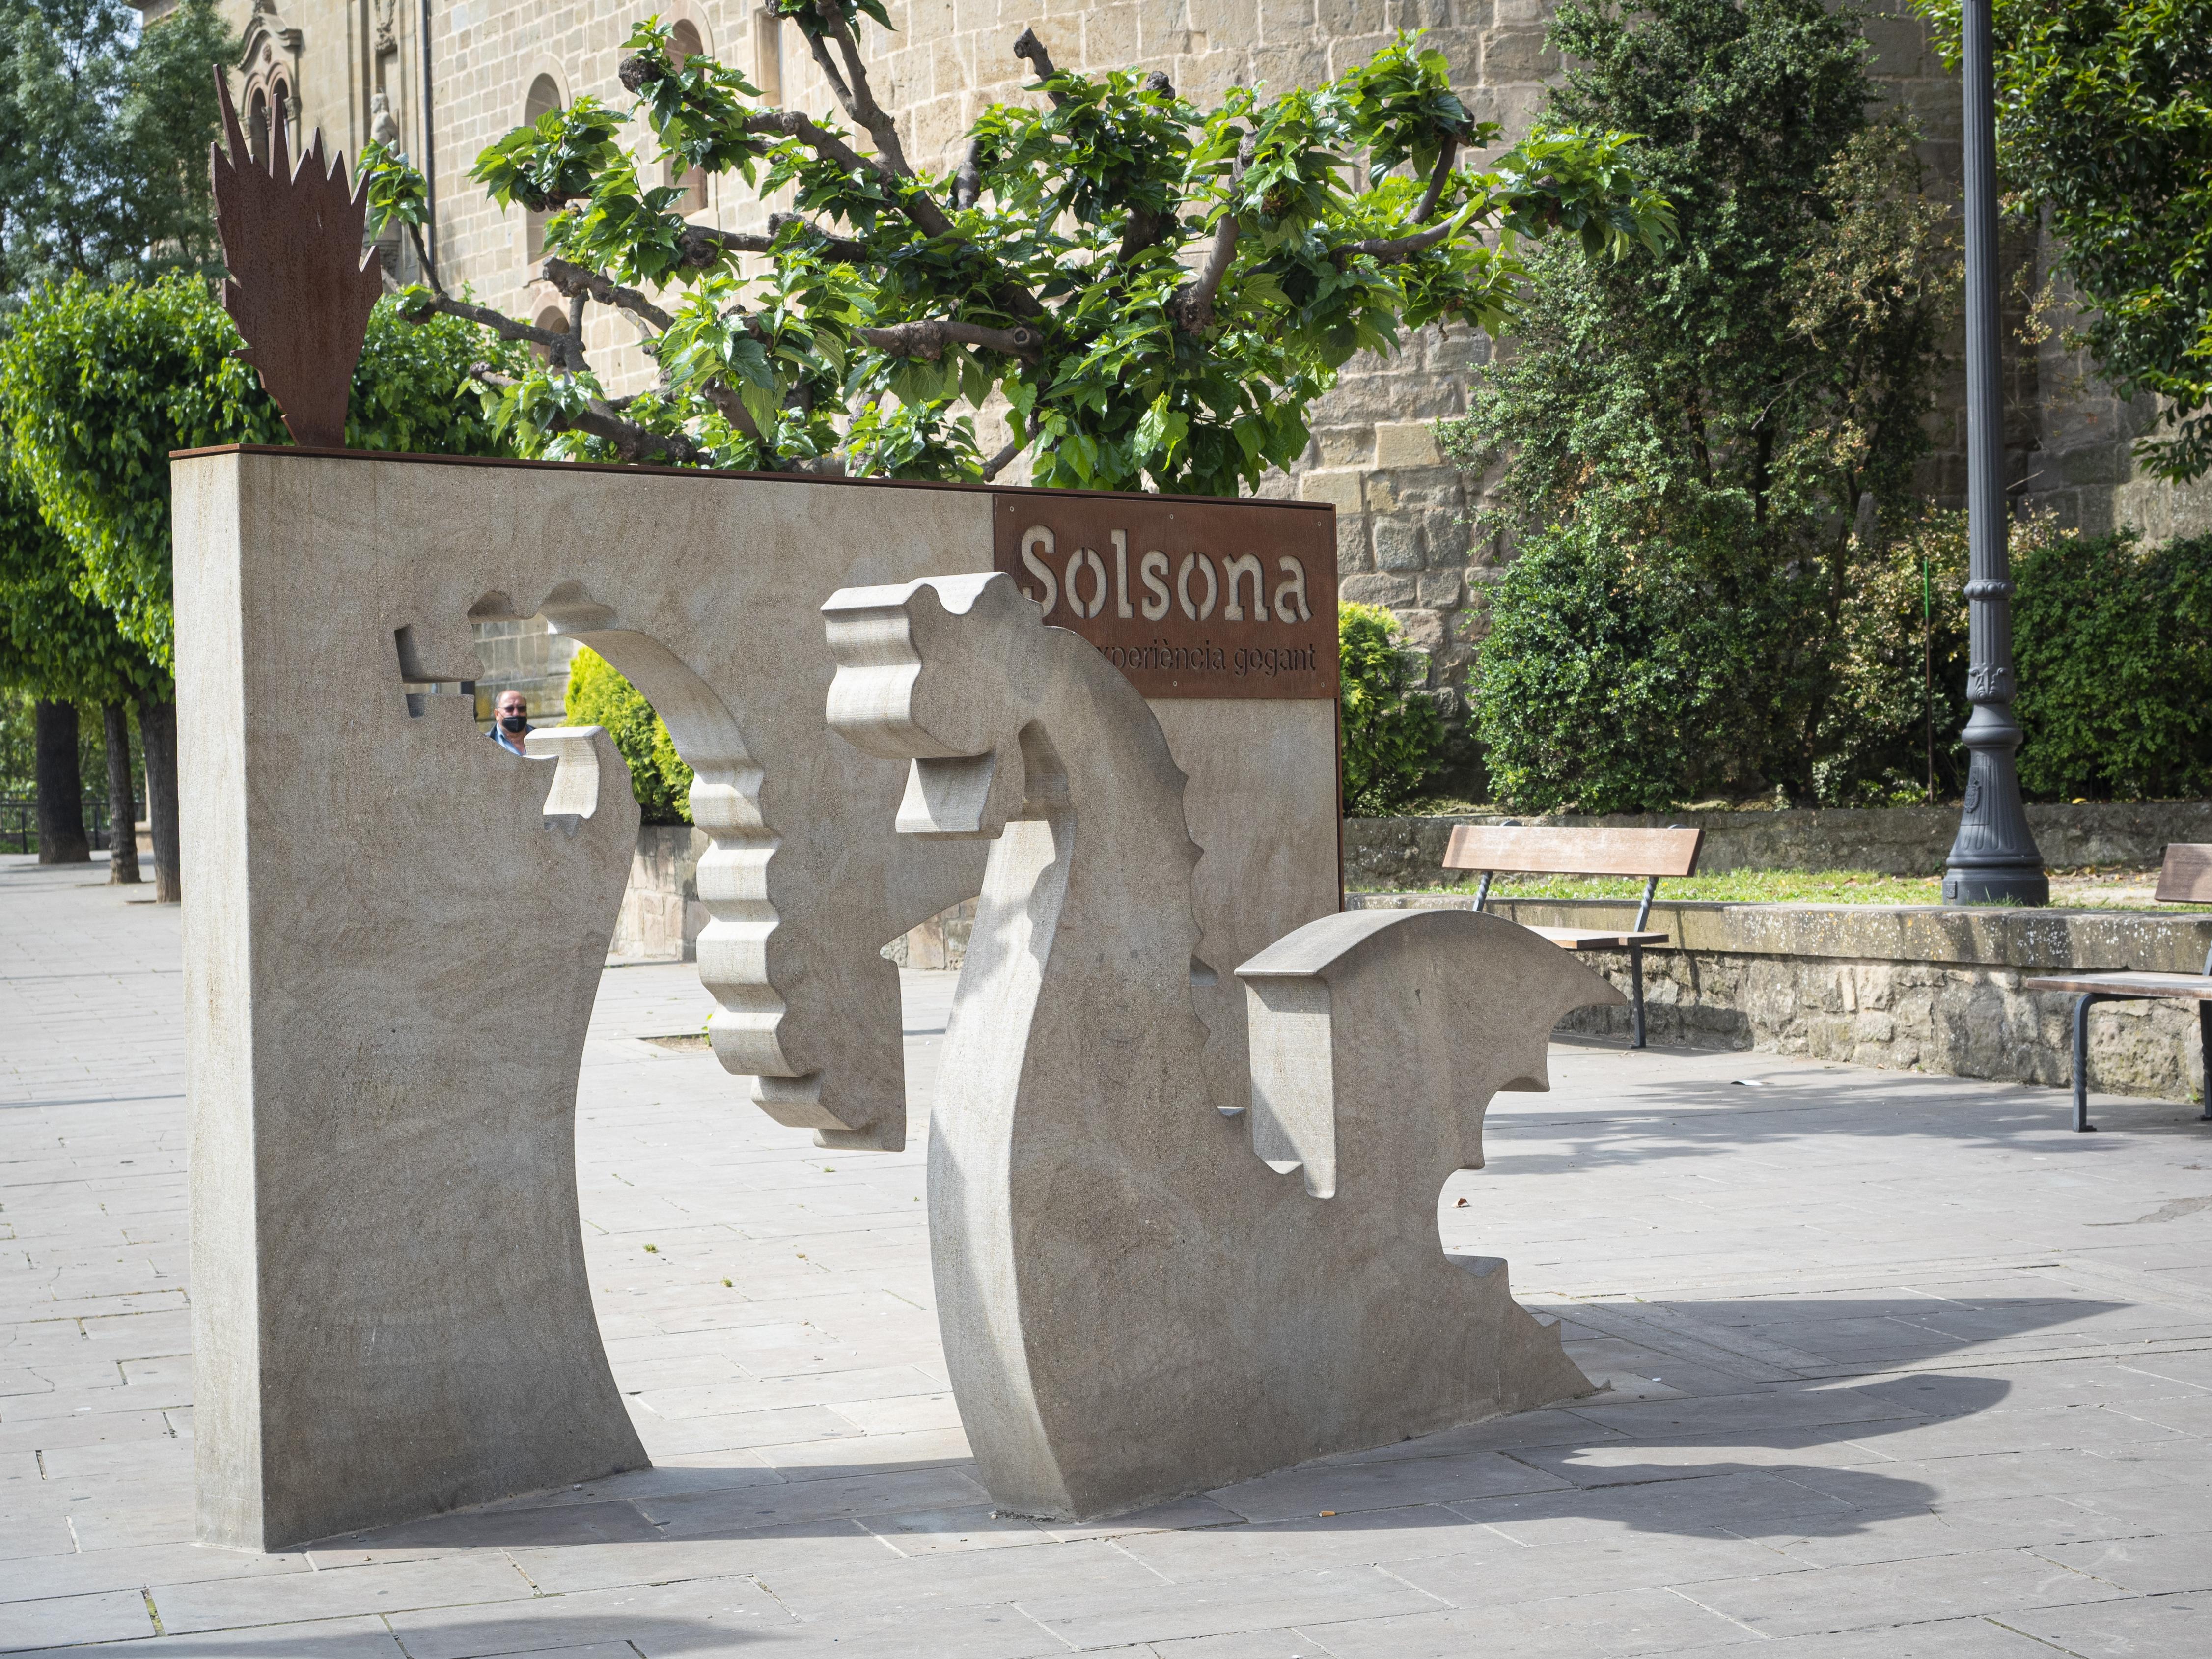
(1445, 0, 1960, 807)
(1915, 0, 2212, 481)
(0, 462, 154, 875)
(357, 8, 1670, 491)
(0, 0, 234, 297)
(0, 272, 526, 897)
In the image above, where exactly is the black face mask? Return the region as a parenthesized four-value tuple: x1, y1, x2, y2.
(499, 713, 528, 733)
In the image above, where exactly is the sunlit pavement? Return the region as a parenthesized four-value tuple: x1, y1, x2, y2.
(4, 852, 2211, 1657)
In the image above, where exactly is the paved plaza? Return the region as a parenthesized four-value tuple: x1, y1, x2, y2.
(4, 855, 2212, 1656)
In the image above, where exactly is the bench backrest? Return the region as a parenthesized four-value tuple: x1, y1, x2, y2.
(1443, 824, 1705, 879)
(2156, 843, 2212, 905)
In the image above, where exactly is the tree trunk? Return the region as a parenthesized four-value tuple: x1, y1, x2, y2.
(137, 693, 180, 903)
(33, 700, 90, 864)
(103, 702, 141, 885)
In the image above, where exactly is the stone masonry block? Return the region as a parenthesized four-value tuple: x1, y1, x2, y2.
(1251, 41, 1332, 91)
(1335, 513, 1372, 575)
(1373, 517, 1424, 571)
(1374, 421, 1442, 469)
(1399, 610, 1446, 654)
(1315, 425, 1379, 467)
(1299, 468, 1366, 511)
(1479, 25, 1558, 83)
(1188, 0, 1261, 41)
(1083, 4, 1142, 65)
(1341, 572, 1417, 608)
(1416, 569, 1465, 609)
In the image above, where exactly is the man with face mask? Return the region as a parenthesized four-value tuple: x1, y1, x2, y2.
(488, 688, 532, 755)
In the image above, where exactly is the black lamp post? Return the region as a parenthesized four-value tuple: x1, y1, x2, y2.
(1941, 0, 2048, 907)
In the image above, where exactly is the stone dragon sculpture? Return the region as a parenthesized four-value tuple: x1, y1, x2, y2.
(823, 572, 1622, 1519)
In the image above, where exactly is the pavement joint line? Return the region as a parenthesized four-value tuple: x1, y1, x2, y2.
(1984, 1613, 2094, 1656)
(1661, 1580, 1769, 1637)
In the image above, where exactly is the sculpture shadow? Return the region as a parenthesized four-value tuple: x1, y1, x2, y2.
(65, 1616, 771, 1657)
(1491, 1036, 2210, 1171)
(295, 1295, 2128, 1565)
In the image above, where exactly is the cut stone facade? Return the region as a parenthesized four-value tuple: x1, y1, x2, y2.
(153, 0, 2212, 723)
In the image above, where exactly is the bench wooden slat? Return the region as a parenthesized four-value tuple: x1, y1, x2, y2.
(1443, 824, 1704, 879)
(1527, 927, 1673, 951)
(2022, 972, 2212, 1000)
(2155, 843, 2212, 904)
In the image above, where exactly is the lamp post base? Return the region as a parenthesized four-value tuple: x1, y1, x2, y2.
(1942, 866, 2051, 906)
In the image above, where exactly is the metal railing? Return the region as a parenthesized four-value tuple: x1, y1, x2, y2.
(0, 796, 119, 856)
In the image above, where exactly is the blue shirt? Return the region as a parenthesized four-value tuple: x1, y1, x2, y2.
(488, 721, 531, 756)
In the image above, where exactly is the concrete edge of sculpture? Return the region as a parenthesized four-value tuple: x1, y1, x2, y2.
(823, 572, 1622, 1520)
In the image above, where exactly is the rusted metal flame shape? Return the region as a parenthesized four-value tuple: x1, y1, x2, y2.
(210, 69, 384, 449)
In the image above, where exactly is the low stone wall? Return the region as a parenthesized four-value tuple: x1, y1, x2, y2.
(610, 826, 710, 962)
(883, 899, 977, 970)
(1345, 801, 2212, 888)
(1351, 893, 2212, 1105)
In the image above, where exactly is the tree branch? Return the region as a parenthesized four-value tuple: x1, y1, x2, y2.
(816, 1, 913, 177)
(541, 257, 673, 332)
(741, 109, 965, 248)
(406, 220, 445, 297)
(981, 420, 1033, 482)
(955, 138, 985, 210)
(769, 212, 874, 263)
(1169, 135, 1255, 333)
(698, 377, 776, 458)
(388, 269, 588, 369)
(1340, 222, 1455, 263)
(471, 366, 700, 464)
(859, 318, 1043, 361)
(1411, 135, 1460, 225)
(1012, 27, 1066, 107)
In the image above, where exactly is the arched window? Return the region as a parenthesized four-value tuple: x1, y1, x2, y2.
(665, 22, 708, 218)
(523, 75, 564, 262)
(533, 304, 571, 365)
(248, 87, 271, 163)
(269, 78, 293, 160)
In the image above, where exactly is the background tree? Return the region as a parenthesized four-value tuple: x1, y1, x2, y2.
(358, 11, 1671, 490)
(0, 0, 234, 296)
(563, 647, 695, 823)
(0, 460, 153, 874)
(1444, 0, 1959, 807)
(1916, 0, 2212, 481)
(0, 274, 525, 898)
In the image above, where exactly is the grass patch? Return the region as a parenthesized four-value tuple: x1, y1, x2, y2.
(1362, 868, 2212, 909)
(1381, 870, 1946, 904)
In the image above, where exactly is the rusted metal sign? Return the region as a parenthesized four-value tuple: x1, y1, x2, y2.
(210, 69, 383, 450)
(991, 493, 1338, 699)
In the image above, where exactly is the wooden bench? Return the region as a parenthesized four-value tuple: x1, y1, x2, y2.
(2023, 843, 2212, 1133)
(1442, 824, 1704, 1050)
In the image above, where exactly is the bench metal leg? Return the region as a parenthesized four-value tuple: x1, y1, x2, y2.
(2073, 993, 2104, 1133)
(1629, 942, 1647, 1051)
(2201, 1001, 2212, 1123)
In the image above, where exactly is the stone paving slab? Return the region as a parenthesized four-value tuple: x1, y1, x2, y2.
(4, 854, 2212, 1655)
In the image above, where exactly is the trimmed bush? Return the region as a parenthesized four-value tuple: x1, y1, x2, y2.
(562, 648, 695, 824)
(1339, 604, 1443, 816)
(1471, 518, 1800, 813)
(2014, 529, 2212, 801)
